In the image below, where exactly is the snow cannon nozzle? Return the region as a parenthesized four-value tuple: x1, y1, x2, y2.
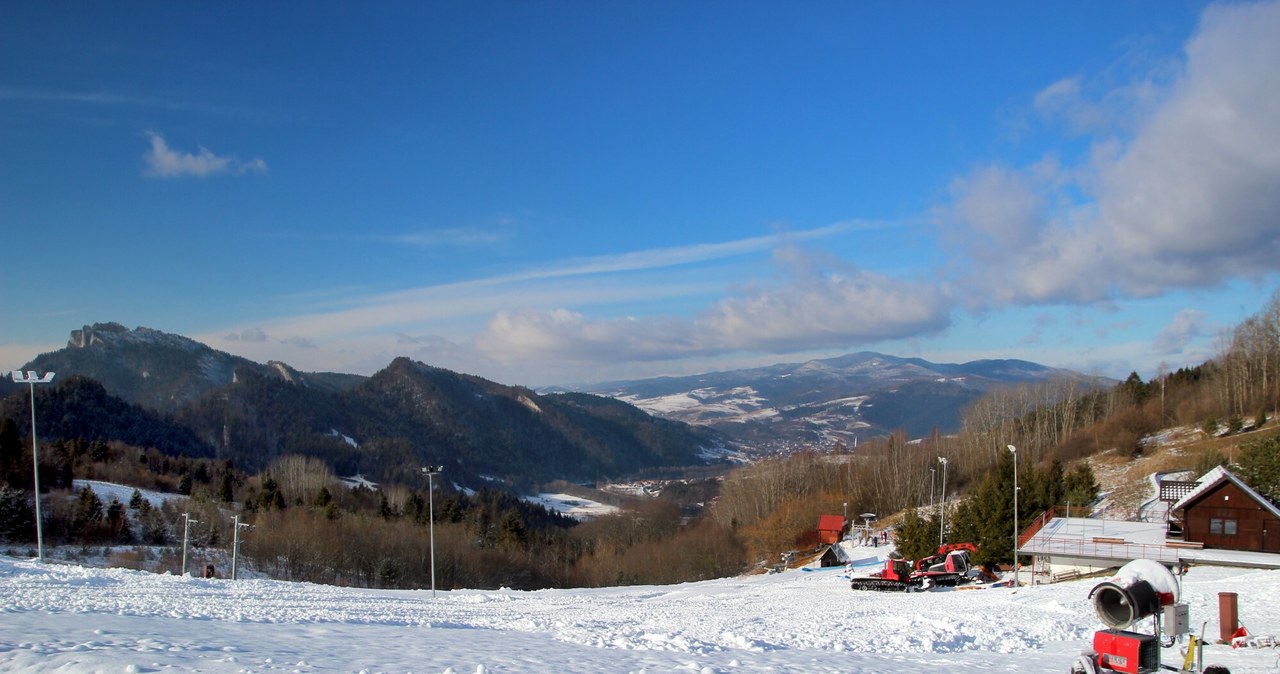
(1088, 559, 1179, 630)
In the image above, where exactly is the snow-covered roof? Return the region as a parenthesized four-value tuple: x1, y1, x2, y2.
(1171, 466, 1280, 518)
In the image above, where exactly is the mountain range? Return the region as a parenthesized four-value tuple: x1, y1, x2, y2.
(3, 323, 717, 489)
(580, 353, 1102, 453)
(4, 323, 1101, 484)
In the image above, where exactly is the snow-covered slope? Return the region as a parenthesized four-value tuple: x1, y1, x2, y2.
(2, 555, 1275, 673)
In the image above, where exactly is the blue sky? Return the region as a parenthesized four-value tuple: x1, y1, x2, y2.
(3, 1, 1278, 387)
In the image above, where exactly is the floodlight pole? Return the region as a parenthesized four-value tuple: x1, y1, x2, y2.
(422, 465, 442, 598)
(937, 457, 949, 547)
(231, 515, 251, 580)
(1008, 445, 1019, 587)
(181, 513, 198, 576)
(12, 371, 54, 563)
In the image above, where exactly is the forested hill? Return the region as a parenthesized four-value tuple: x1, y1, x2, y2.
(4, 325, 721, 488)
(10, 322, 364, 414)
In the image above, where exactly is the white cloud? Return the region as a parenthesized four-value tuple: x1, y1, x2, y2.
(389, 228, 510, 247)
(473, 251, 950, 363)
(944, 0, 1280, 307)
(142, 131, 268, 178)
(1032, 76, 1111, 133)
(1152, 309, 1207, 356)
(226, 327, 269, 343)
(280, 336, 316, 349)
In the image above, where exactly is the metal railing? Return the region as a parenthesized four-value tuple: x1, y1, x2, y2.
(1019, 535, 1180, 564)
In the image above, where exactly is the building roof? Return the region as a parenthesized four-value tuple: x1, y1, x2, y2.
(1018, 516, 1178, 564)
(1171, 466, 1280, 518)
(817, 515, 845, 531)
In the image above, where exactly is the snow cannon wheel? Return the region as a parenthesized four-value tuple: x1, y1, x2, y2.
(1069, 652, 1099, 674)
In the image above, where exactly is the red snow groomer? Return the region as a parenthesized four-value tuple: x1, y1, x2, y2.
(1069, 559, 1229, 674)
(849, 543, 977, 592)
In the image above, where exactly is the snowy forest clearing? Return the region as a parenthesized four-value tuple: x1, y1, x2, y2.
(3, 554, 1278, 673)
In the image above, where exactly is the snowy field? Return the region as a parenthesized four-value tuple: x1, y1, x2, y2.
(3, 553, 1279, 673)
(523, 493, 620, 520)
(71, 480, 186, 509)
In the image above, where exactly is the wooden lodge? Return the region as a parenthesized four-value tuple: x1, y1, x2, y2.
(1172, 466, 1280, 553)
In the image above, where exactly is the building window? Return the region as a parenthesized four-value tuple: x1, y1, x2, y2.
(1209, 518, 1238, 535)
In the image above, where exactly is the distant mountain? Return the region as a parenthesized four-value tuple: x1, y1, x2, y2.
(16, 323, 364, 414)
(6, 324, 722, 488)
(579, 352, 1106, 452)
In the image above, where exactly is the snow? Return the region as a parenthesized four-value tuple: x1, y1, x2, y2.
(339, 474, 379, 490)
(329, 429, 360, 449)
(3, 554, 1278, 673)
(1101, 559, 1182, 601)
(72, 479, 184, 509)
(524, 493, 621, 520)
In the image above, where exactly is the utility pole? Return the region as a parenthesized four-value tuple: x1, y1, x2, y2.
(181, 513, 198, 576)
(230, 515, 251, 580)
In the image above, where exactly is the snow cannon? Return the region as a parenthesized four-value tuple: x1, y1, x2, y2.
(1070, 559, 1228, 674)
(1088, 559, 1179, 630)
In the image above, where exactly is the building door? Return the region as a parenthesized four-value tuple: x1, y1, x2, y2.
(1265, 519, 1280, 552)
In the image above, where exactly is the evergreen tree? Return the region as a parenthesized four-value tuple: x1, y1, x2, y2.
(105, 497, 134, 543)
(0, 418, 23, 486)
(89, 438, 109, 463)
(73, 486, 105, 540)
(138, 503, 169, 545)
(217, 472, 235, 503)
(892, 508, 937, 561)
(258, 475, 285, 511)
(0, 484, 35, 542)
(1236, 435, 1280, 505)
(1122, 372, 1151, 403)
(406, 492, 427, 524)
(129, 488, 145, 510)
(499, 508, 529, 548)
(946, 451, 1016, 567)
(1019, 458, 1059, 524)
(1063, 463, 1100, 514)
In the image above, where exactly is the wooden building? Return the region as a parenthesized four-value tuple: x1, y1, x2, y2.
(817, 515, 846, 545)
(1172, 466, 1280, 553)
(818, 545, 843, 568)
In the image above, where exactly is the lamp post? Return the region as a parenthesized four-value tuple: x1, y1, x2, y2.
(12, 370, 54, 563)
(181, 513, 198, 576)
(937, 456, 949, 547)
(1008, 444, 1019, 587)
(422, 465, 443, 598)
